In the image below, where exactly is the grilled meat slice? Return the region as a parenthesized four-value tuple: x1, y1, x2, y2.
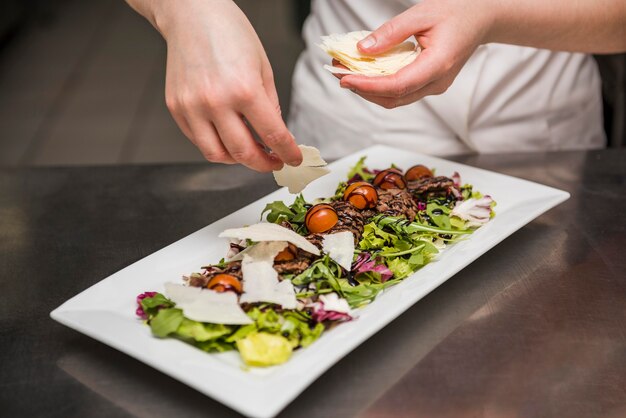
(189, 261, 243, 287)
(306, 200, 367, 246)
(331, 200, 366, 240)
(407, 176, 454, 199)
(273, 256, 312, 275)
(375, 188, 419, 220)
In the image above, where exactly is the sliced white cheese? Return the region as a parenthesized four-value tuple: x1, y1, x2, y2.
(273, 145, 330, 194)
(164, 283, 252, 325)
(240, 258, 297, 309)
(319, 293, 352, 315)
(322, 231, 355, 271)
(219, 222, 320, 256)
(228, 241, 288, 263)
(319, 30, 420, 77)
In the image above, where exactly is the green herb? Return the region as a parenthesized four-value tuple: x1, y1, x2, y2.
(150, 308, 184, 338)
(372, 214, 473, 236)
(346, 156, 375, 182)
(261, 194, 310, 234)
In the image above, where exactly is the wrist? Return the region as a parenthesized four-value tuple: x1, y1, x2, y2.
(479, 0, 512, 45)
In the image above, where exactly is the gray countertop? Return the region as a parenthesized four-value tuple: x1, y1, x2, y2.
(1, 149, 625, 417)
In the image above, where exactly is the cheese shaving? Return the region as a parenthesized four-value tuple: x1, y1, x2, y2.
(228, 241, 287, 263)
(219, 222, 320, 255)
(239, 242, 298, 309)
(273, 145, 330, 194)
(322, 231, 355, 271)
(164, 283, 253, 325)
(320, 30, 420, 76)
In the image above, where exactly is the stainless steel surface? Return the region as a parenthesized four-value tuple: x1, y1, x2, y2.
(1, 150, 624, 417)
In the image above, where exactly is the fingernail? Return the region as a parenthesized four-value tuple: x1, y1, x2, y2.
(359, 36, 376, 49)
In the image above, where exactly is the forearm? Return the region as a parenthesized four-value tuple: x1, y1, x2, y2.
(485, 0, 626, 53)
(124, 0, 234, 40)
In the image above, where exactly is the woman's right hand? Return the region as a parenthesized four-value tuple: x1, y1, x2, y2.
(151, 0, 302, 172)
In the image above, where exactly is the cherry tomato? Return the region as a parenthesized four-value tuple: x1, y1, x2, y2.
(343, 181, 378, 209)
(305, 204, 339, 233)
(206, 273, 242, 294)
(373, 168, 406, 190)
(405, 164, 433, 181)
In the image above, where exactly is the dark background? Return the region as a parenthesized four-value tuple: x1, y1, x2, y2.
(0, 0, 623, 167)
(0, 0, 306, 166)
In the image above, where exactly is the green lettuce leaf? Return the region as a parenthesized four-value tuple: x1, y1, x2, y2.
(176, 318, 232, 342)
(346, 156, 375, 182)
(150, 308, 184, 338)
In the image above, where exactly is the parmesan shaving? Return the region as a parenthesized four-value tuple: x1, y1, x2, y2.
(273, 145, 330, 194)
(322, 231, 355, 271)
(239, 242, 298, 309)
(228, 241, 287, 263)
(320, 30, 420, 76)
(219, 222, 320, 255)
(164, 283, 252, 325)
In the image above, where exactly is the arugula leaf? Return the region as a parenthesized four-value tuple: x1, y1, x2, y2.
(150, 308, 184, 338)
(140, 293, 175, 319)
(372, 214, 473, 236)
(261, 201, 293, 223)
(261, 194, 310, 234)
(292, 255, 342, 286)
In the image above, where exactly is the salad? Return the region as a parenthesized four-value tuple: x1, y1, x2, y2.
(136, 157, 495, 367)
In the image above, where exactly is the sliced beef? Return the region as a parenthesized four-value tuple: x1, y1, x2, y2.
(273, 256, 312, 275)
(189, 261, 243, 287)
(407, 176, 454, 199)
(305, 200, 367, 246)
(375, 188, 418, 220)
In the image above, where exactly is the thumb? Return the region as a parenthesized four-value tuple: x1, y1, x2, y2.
(358, 9, 420, 54)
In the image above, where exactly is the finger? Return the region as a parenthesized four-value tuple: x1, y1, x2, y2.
(168, 106, 195, 142)
(351, 80, 446, 108)
(241, 94, 303, 166)
(340, 48, 440, 98)
(213, 111, 283, 172)
(185, 110, 236, 164)
(331, 59, 349, 80)
(261, 65, 282, 117)
(357, 7, 422, 54)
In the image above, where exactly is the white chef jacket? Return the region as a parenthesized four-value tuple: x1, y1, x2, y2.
(288, 0, 606, 159)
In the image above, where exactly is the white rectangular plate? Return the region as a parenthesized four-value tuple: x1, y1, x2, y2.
(51, 145, 569, 418)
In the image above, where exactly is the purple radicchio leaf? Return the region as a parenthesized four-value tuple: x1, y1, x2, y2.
(347, 173, 364, 184)
(352, 252, 394, 282)
(310, 293, 353, 323)
(452, 171, 461, 188)
(135, 291, 157, 320)
(451, 195, 494, 227)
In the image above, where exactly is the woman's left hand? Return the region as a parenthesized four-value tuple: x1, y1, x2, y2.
(337, 0, 494, 109)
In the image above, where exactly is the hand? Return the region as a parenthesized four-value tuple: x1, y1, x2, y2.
(337, 0, 494, 109)
(155, 0, 302, 171)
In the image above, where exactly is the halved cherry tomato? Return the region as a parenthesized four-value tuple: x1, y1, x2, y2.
(305, 204, 339, 233)
(343, 181, 378, 209)
(206, 273, 242, 294)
